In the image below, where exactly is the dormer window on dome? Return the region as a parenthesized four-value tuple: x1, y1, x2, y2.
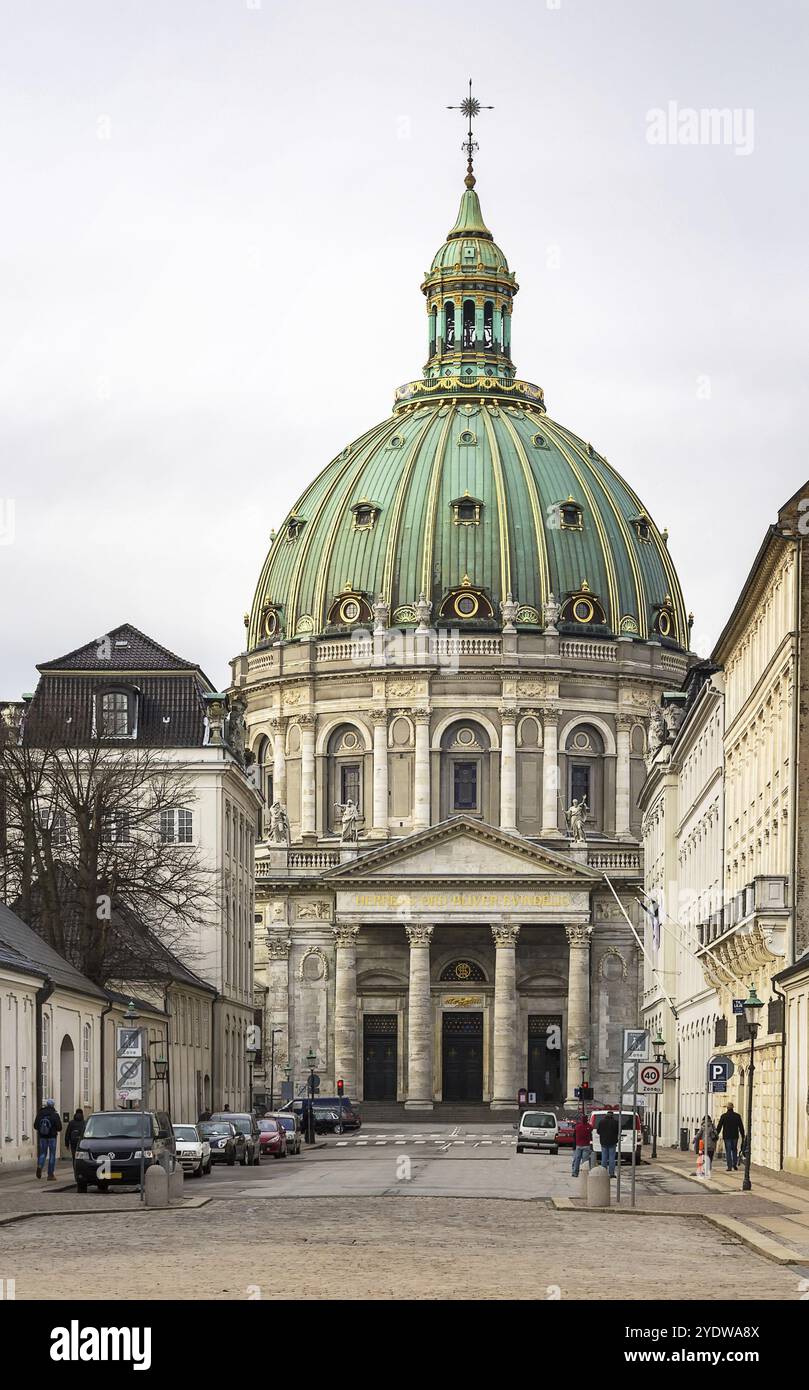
(562, 582, 607, 627)
(439, 576, 494, 621)
(327, 587, 373, 628)
(286, 515, 305, 542)
(531, 431, 550, 450)
(261, 602, 283, 641)
(451, 492, 482, 526)
(556, 497, 583, 530)
(652, 595, 676, 640)
(630, 513, 652, 544)
(351, 499, 380, 532)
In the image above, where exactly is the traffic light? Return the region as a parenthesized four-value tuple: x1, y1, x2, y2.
(337, 1078, 344, 1097)
(581, 1084, 593, 1100)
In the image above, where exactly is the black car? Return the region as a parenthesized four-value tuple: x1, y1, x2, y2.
(199, 1120, 245, 1166)
(209, 1113, 261, 1165)
(284, 1097, 362, 1132)
(73, 1110, 175, 1192)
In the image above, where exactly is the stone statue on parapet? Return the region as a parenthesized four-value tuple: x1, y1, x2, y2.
(335, 799, 360, 843)
(268, 800, 290, 845)
(566, 797, 588, 845)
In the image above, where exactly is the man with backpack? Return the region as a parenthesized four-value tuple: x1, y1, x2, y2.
(34, 1098, 62, 1180)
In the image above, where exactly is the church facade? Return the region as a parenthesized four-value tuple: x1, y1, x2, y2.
(231, 149, 691, 1111)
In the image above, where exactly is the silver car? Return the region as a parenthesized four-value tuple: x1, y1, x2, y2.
(172, 1123, 211, 1177)
(266, 1111, 303, 1155)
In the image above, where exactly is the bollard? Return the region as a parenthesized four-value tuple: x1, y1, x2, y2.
(168, 1163, 185, 1201)
(588, 1163, 610, 1208)
(144, 1164, 168, 1208)
(576, 1166, 590, 1201)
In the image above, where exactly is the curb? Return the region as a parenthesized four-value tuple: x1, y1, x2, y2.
(702, 1213, 806, 1265)
(0, 1195, 211, 1227)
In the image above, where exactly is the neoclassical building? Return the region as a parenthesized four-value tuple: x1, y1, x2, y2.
(232, 151, 691, 1111)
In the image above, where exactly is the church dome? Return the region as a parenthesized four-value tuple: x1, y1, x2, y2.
(248, 179, 688, 652)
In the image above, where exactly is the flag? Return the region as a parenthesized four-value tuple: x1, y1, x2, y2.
(640, 896, 661, 951)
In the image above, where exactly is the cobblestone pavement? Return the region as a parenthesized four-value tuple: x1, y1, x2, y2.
(2, 1197, 805, 1300)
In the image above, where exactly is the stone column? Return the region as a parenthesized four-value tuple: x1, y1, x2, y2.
(491, 923, 520, 1108)
(270, 717, 286, 807)
(413, 708, 431, 830)
(615, 714, 632, 837)
(299, 713, 316, 839)
(266, 935, 290, 1107)
(333, 924, 360, 1094)
(565, 922, 592, 1102)
(500, 706, 518, 832)
(541, 706, 560, 836)
(405, 924, 434, 1109)
(371, 711, 389, 837)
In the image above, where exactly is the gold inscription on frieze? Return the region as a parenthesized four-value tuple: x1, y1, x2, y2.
(443, 995, 484, 1007)
(352, 891, 570, 910)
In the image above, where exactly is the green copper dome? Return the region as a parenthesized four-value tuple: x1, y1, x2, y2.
(247, 181, 689, 653)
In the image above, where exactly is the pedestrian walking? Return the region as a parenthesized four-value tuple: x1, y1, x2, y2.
(65, 1108, 86, 1159)
(596, 1109, 620, 1177)
(716, 1103, 745, 1171)
(693, 1118, 717, 1173)
(571, 1115, 594, 1177)
(34, 1098, 62, 1180)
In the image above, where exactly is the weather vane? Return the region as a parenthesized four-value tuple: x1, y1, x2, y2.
(447, 79, 493, 188)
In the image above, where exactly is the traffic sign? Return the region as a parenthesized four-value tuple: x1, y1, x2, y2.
(116, 1027, 142, 1059)
(116, 1055, 143, 1104)
(712, 1081, 727, 1093)
(708, 1054, 735, 1089)
(638, 1062, 663, 1094)
(732, 999, 745, 1015)
(623, 1029, 650, 1062)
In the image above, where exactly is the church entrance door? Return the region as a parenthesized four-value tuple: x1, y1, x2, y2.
(442, 1012, 483, 1103)
(527, 1014, 563, 1103)
(363, 1015, 397, 1101)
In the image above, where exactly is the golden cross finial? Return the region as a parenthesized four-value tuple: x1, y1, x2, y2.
(447, 79, 493, 188)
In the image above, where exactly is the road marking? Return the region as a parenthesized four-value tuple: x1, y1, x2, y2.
(415, 1140, 426, 1145)
(336, 1141, 348, 1147)
(395, 1140, 406, 1145)
(375, 1141, 387, 1146)
(355, 1140, 367, 1146)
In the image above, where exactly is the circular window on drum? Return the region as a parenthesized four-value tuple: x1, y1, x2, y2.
(439, 959, 486, 983)
(455, 593, 479, 618)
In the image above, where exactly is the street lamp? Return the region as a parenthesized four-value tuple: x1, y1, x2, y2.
(578, 1052, 589, 1118)
(651, 1031, 666, 1160)
(305, 1048, 317, 1146)
(283, 1063, 293, 1104)
(741, 985, 764, 1192)
(269, 1028, 283, 1111)
(153, 1053, 170, 1121)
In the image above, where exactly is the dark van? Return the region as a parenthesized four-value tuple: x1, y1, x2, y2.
(73, 1110, 175, 1192)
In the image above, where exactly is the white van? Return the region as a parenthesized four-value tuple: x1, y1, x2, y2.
(590, 1108, 643, 1163)
(516, 1110, 559, 1154)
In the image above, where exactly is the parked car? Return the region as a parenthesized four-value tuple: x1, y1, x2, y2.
(199, 1120, 244, 1165)
(209, 1112, 261, 1165)
(283, 1097, 362, 1131)
(257, 1117, 287, 1159)
(73, 1110, 175, 1192)
(590, 1108, 644, 1163)
(555, 1117, 577, 1148)
(266, 1111, 302, 1155)
(516, 1110, 559, 1155)
(172, 1123, 211, 1177)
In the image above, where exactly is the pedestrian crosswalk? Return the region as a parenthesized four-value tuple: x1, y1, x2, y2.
(334, 1134, 518, 1148)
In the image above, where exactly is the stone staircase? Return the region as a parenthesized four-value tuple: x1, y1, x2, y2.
(357, 1102, 518, 1125)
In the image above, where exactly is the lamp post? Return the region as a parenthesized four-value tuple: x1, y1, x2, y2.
(269, 1028, 283, 1111)
(153, 1053, 170, 1123)
(283, 1063, 292, 1105)
(123, 1001, 147, 1203)
(741, 985, 764, 1192)
(305, 1048, 317, 1146)
(578, 1052, 589, 1118)
(651, 1030, 666, 1160)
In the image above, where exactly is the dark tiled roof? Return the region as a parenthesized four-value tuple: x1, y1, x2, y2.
(0, 938, 46, 981)
(38, 623, 203, 674)
(0, 901, 107, 998)
(28, 671, 212, 747)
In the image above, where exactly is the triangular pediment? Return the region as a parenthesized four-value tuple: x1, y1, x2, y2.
(321, 817, 599, 886)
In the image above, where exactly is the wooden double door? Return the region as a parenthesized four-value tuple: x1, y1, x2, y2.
(442, 1012, 483, 1102)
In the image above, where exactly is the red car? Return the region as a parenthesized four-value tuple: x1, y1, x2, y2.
(556, 1118, 577, 1148)
(258, 1118, 288, 1159)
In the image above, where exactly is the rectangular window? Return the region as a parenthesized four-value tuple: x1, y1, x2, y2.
(571, 764, 591, 805)
(102, 811, 130, 844)
(341, 763, 361, 806)
(101, 691, 130, 737)
(4, 1066, 10, 1141)
(21, 1066, 27, 1136)
(453, 760, 478, 812)
(160, 808, 193, 843)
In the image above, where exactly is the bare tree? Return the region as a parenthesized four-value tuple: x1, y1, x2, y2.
(0, 711, 215, 985)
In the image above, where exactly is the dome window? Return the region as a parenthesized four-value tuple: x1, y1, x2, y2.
(531, 432, 550, 450)
(457, 430, 477, 447)
(556, 497, 583, 530)
(327, 587, 372, 628)
(387, 433, 405, 449)
(462, 300, 476, 349)
(351, 499, 381, 532)
(451, 492, 483, 526)
(261, 602, 283, 640)
(652, 596, 676, 640)
(439, 577, 494, 621)
(561, 582, 607, 628)
(630, 514, 652, 544)
(286, 515, 305, 542)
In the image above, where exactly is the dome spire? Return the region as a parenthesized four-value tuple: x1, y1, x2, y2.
(447, 79, 493, 190)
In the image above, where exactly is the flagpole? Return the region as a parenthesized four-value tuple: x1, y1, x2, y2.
(602, 874, 679, 1020)
(634, 887, 737, 987)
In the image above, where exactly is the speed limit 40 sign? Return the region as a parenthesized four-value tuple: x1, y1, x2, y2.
(638, 1062, 663, 1093)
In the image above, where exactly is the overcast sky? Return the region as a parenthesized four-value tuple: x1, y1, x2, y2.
(1, 0, 807, 694)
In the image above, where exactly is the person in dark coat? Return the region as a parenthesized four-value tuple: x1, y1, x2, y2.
(65, 1109, 86, 1158)
(34, 1099, 62, 1180)
(596, 1110, 620, 1177)
(716, 1103, 745, 1171)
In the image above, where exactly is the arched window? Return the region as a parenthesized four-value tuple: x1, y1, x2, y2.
(82, 1022, 92, 1103)
(328, 725, 365, 834)
(444, 301, 455, 349)
(42, 1013, 51, 1098)
(483, 301, 494, 349)
(563, 723, 605, 833)
(462, 299, 476, 349)
(429, 306, 437, 355)
(440, 720, 491, 819)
